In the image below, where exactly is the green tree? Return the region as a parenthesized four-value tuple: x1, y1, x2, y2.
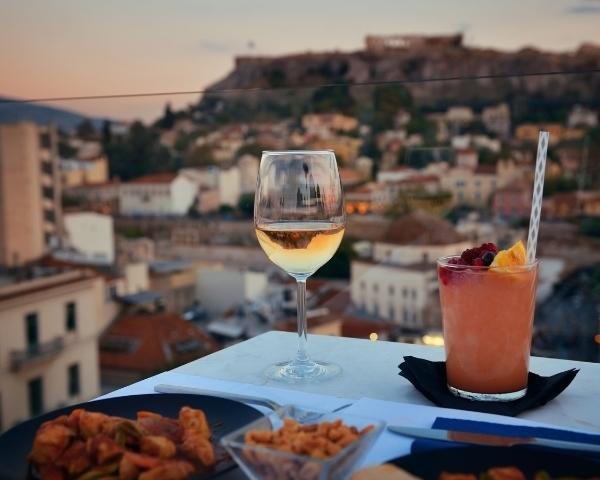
(103, 121, 176, 180)
(185, 144, 215, 167)
(236, 143, 265, 158)
(101, 120, 112, 145)
(76, 119, 97, 140)
(237, 193, 254, 218)
(314, 238, 356, 279)
(158, 103, 176, 130)
(372, 84, 413, 131)
(543, 176, 578, 197)
(310, 85, 355, 115)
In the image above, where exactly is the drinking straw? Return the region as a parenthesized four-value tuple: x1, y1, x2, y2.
(526, 131, 550, 264)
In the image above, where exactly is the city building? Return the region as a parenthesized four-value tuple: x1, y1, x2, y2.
(196, 267, 268, 314)
(446, 106, 475, 126)
(345, 183, 392, 215)
(119, 173, 197, 217)
(354, 156, 374, 179)
(60, 156, 108, 188)
(350, 212, 469, 330)
(197, 187, 220, 214)
(238, 154, 260, 194)
(64, 180, 121, 206)
(0, 122, 62, 267)
(59, 211, 115, 265)
(481, 103, 511, 138)
(455, 148, 478, 169)
(148, 260, 199, 313)
(302, 113, 359, 136)
(364, 34, 463, 51)
(515, 123, 565, 145)
(100, 312, 218, 389)
(544, 191, 600, 219)
(0, 269, 104, 430)
(116, 236, 155, 267)
(218, 166, 242, 207)
(567, 105, 598, 129)
(339, 168, 364, 189)
(492, 183, 532, 220)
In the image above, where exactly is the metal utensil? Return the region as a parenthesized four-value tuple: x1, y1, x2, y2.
(387, 425, 600, 454)
(153, 383, 353, 421)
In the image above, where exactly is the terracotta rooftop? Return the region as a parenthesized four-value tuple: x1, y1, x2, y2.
(474, 165, 496, 175)
(379, 211, 465, 246)
(127, 173, 178, 185)
(100, 313, 218, 374)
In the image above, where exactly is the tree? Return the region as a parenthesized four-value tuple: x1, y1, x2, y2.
(314, 238, 356, 279)
(101, 119, 112, 145)
(185, 144, 215, 167)
(158, 103, 176, 130)
(103, 121, 176, 180)
(310, 85, 355, 115)
(237, 193, 254, 217)
(372, 84, 413, 131)
(76, 119, 97, 140)
(236, 143, 265, 158)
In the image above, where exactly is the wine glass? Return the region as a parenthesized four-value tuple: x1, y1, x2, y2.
(255, 150, 345, 382)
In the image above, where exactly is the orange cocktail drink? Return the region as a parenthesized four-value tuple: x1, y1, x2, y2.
(437, 243, 538, 401)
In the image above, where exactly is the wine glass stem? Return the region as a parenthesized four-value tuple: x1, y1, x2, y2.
(295, 276, 310, 364)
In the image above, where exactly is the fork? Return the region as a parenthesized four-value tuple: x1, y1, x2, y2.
(153, 383, 353, 421)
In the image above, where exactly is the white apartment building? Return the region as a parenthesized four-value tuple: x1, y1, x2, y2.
(0, 270, 104, 431)
(218, 166, 242, 207)
(481, 103, 511, 138)
(350, 212, 469, 330)
(119, 173, 197, 217)
(238, 154, 259, 194)
(196, 267, 268, 314)
(441, 160, 523, 207)
(60, 211, 115, 265)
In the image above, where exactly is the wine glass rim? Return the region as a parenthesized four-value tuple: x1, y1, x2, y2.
(262, 149, 334, 155)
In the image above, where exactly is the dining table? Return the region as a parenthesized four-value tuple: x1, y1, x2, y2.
(99, 331, 600, 478)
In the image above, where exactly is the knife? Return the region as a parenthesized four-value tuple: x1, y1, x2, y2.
(387, 425, 600, 454)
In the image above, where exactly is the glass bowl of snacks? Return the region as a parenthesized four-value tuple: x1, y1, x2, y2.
(220, 405, 384, 480)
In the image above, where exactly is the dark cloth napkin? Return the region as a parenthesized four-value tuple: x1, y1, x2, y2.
(410, 417, 600, 461)
(399, 356, 578, 416)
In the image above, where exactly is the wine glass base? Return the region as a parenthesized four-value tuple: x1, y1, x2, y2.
(265, 360, 341, 384)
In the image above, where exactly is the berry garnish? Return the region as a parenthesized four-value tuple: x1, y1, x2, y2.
(481, 251, 495, 266)
(460, 242, 499, 266)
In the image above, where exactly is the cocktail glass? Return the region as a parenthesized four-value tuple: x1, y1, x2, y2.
(437, 257, 539, 401)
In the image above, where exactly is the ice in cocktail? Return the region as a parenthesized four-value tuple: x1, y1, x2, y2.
(437, 241, 538, 401)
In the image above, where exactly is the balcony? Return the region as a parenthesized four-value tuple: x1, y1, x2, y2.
(10, 337, 64, 372)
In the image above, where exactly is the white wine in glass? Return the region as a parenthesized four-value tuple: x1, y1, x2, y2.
(255, 150, 345, 382)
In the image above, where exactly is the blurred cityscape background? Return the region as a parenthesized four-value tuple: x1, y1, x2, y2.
(1, 0, 599, 432)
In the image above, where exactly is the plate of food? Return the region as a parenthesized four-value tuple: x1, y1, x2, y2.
(0, 393, 263, 480)
(350, 445, 600, 479)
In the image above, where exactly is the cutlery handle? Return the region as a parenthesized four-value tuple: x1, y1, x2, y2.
(153, 384, 281, 410)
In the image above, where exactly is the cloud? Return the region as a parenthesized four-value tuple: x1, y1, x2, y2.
(567, 0, 600, 14)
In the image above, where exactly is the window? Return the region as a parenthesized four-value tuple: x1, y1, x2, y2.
(65, 302, 77, 332)
(412, 289, 417, 300)
(373, 304, 379, 316)
(28, 377, 43, 417)
(373, 283, 379, 293)
(360, 281, 366, 290)
(388, 285, 394, 295)
(403, 307, 409, 323)
(68, 364, 80, 397)
(389, 305, 395, 319)
(25, 312, 39, 349)
(402, 287, 408, 298)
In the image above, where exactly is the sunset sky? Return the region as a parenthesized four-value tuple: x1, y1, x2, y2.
(1, 0, 599, 122)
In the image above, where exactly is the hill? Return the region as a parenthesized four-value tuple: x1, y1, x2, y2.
(196, 35, 600, 123)
(0, 96, 104, 131)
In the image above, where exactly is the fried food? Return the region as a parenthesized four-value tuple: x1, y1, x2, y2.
(28, 406, 215, 480)
(243, 417, 374, 480)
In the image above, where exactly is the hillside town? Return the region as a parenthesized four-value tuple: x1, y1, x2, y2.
(1, 34, 599, 431)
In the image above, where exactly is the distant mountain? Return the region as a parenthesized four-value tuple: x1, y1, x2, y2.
(0, 96, 105, 131)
